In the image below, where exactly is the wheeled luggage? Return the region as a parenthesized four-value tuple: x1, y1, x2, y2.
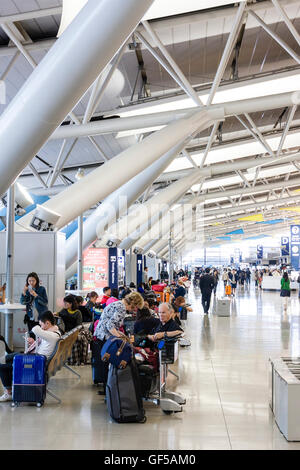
(91, 339, 106, 384)
(216, 297, 231, 316)
(101, 335, 132, 369)
(138, 364, 158, 398)
(106, 361, 146, 423)
(12, 354, 47, 407)
(225, 284, 232, 296)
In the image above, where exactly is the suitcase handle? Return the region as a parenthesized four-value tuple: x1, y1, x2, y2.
(116, 339, 127, 356)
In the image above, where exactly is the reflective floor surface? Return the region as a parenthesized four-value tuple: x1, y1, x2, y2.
(1, 283, 300, 450)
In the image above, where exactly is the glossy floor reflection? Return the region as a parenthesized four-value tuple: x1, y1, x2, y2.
(1, 283, 300, 450)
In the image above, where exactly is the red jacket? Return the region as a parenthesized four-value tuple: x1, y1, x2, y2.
(100, 295, 110, 305)
(152, 283, 167, 292)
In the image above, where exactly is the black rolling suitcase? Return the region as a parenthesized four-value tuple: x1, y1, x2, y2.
(91, 339, 106, 385)
(138, 364, 158, 398)
(106, 361, 146, 423)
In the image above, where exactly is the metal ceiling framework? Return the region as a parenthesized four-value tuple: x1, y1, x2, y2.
(1, 0, 300, 254)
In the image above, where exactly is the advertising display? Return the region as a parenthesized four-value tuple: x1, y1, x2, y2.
(109, 247, 118, 289)
(257, 245, 263, 260)
(281, 236, 290, 256)
(291, 225, 300, 270)
(83, 246, 109, 291)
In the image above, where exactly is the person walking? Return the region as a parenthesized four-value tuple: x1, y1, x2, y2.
(228, 269, 238, 297)
(246, 268, 251, 287)
(213, 269, 219, 296)
(280, 271, 291, 310)
(199, 268, 215, 315)
(222, 269, 228, 289)
(142, 267, 148, 285)
(239, 270, 246, 290)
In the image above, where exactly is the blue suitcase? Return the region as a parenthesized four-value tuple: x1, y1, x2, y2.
(101, 336, 132, 369)
(12, 354, 47, 407)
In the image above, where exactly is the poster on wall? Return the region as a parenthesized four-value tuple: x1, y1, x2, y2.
(291, 226, 300, 270)
(83, 246, 109, 291)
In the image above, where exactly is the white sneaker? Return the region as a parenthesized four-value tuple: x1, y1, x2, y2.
(0, 391, 12, 402)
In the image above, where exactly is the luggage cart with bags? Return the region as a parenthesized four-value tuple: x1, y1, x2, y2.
(143, 336, 186, 414)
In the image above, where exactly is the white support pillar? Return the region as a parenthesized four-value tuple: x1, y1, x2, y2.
(0, 0, 154, 197)
(5, 185, 15, 348)
(169, 234, 174, 283)
(77, 214, 83, 291)
(118, 170, 205, 251)
(50, 91, 300, 140)
(65, 139, 188, 272)
(17, 108, 221, 233)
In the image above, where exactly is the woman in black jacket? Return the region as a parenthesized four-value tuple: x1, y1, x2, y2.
(56, 295, 82, 332)
(20, 272, 48, 331)
(134, 307, 160, 335)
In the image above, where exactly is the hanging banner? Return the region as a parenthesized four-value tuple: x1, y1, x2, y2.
(281, 236, 290, 256)
(257, 245, 263, 260)
(109, 247, 118, 289)
(83, 246, 108, 291)
(136, 254, 143, 286)
(291, 225, 300, 270)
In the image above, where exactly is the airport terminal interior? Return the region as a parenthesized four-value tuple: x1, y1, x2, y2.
(2, 0, 300, 452)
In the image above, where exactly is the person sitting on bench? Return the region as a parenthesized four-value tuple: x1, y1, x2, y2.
(147, 302, 183, 343)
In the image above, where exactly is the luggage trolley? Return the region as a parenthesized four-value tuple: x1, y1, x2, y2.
(157, 338, 186, 414)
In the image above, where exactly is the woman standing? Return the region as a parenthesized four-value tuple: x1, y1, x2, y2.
(94, 291, 144, 394)
(20, 272, 48, 331)
(213, 270, 219, 295)
(222, 269, 228, 289)
(280, 271, 291, 309)
(228, 269, 238, 297)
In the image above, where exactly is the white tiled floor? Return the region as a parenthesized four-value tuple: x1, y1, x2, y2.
(1, 282, 300, 450)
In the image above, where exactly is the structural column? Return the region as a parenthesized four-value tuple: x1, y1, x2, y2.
(5, 185, 15, 348)
(0, 0, 154, 197)
(169, 233, 174, 283)
(77, 214, 83, 291)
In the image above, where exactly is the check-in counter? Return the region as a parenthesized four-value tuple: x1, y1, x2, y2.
(262, 277, 298, 291)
